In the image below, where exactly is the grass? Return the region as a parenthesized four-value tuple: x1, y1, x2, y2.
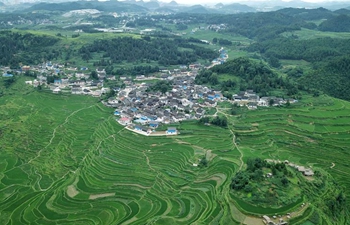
(0, 77, 350, 224)
(282, 28, 350, 40)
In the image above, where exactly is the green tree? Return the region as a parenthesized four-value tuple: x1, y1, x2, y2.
(90, 71, 98, 80)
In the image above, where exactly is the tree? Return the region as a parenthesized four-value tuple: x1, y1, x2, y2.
(212, 37, 218, 44)
(281, 177, 289, 187)
(199, 157, 208, 167)
(269, 99, 275, 106)
(286, 100, 291, 107)
(90, 71, 98, 80)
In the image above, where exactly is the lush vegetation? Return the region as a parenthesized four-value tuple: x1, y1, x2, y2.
(248, 37, 350, 63)
(2, 5, 350, 224)
(196, 57, 298, 96)
(81, 36, 217, 66)
(231, 158, 300, 207)
(0, 31, 59, 67)
(146, 80, 172, 93)
(1, 77, 350, 224)
(299, 56, 350, 101)
(318, 14, 350, 32)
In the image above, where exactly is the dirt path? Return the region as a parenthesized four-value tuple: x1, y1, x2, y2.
(29, 105, 95, 164)
(330, 162, 335, 168)
(229, 129, 244, 171)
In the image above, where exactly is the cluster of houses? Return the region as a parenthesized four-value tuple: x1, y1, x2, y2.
(4, 56, 296, 137)
(263, 215, 288, 225)
(266, 159, 315, 177)
(20, 62, 113, 97)
(105, 73, 225, 135)
(233, 90, 296, 109)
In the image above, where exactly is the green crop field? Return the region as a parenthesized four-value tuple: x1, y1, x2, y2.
(1, 78, 350, 224)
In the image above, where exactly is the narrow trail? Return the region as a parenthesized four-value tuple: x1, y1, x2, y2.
(229, 129, 244, 171)
(330, 162, 335, 169)
(29, 105, 95, 164)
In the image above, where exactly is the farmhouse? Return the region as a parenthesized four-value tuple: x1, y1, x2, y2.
(304, 169, 314, 176)
(119, 117, 131, 125)
(263, 215, 275, 225)
(166, 127, 177, 135)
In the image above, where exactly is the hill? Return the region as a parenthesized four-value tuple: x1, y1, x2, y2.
(196, 57, 298, 96)
(318, 14, 350, 32)
(25, 1, 149, 13)
(223, 3, 256, 13)
(333, 8, 350, 15)
(0, 77, 349, 224)
(299, 56, 350, 100)
(183, 5, 210, 14)
(277, 7, 334, 20)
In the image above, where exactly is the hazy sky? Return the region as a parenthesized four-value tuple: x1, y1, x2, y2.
(162, 0, 349, 5)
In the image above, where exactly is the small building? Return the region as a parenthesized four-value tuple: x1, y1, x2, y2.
(114, 111, 121, 116)
(166, 127, 177, 135)
(149, 121, 159, 129)
(119, 117, 131, 125)
(2, 73, 13, 77)
(53, 87, 61, 94)
(304, 169, 314, 176)
(262, 215, 275, 225)
(297, 166, 306, 172)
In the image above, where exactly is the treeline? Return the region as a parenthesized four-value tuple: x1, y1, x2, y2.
(195, 57, 298, 96)
(146, 80, 172, 94)
(318, 14, 350, 32)
(299, 56, 350, 101)
(231, 158, 290, 192)
(155, 12, 312, 41)
(0, 31, 59, 67)
(247, 37, 350, 63)
(199, 116, 228, 127)
(80, 36, 217, 66)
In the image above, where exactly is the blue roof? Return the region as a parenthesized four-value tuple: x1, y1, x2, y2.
(2, 73, 13, 77)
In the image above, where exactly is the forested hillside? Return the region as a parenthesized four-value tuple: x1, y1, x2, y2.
(300, 56, 350, 100)
(247, 37, 350, 63)
(196, 57, 298, 96)
(0, 31, 59, 67)
(81, 37, 217, 66)
(318, 14, 350, 32)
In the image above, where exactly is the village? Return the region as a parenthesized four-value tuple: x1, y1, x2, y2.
(2, 48, 294, 136)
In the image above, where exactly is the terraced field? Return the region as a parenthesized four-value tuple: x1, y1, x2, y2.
(0, 80, 243, 224)
(1, 80, 350, 224)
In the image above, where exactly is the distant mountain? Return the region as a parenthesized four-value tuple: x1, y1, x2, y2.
(154, 7, 175, 14)
(277, 7, 334, 20)
(24, 1, 149, 13)
(334, 8, 350, 15)
(143, 1, 160, 9)
(318, 14, 350, 32)
(167, 1, 178, 7)
(223, 3, 256, 12)
(0, 2, 5, 7)
(215, 3, 224, 8)
(184, 5, 209, 14)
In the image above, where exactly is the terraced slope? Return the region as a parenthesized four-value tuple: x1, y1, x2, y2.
(230, 95, 350, 224)
(0, 81, 242, 224)
(1, 80, 350, 224)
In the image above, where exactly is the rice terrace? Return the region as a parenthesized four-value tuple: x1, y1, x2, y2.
(0, 76, 349, 225)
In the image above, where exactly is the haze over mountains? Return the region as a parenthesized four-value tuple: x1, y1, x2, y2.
(1, 0, 350, 12)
